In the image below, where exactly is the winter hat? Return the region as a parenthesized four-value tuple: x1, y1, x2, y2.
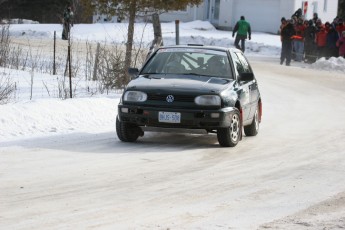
(281, 17, 286, 22)
(240, 16, 245, 20)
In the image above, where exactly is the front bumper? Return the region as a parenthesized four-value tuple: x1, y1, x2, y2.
(118, 104, 237, 130)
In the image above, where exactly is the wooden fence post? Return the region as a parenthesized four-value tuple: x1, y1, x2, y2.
(93, 43, 100, 81)
(53, 31, 56, 75)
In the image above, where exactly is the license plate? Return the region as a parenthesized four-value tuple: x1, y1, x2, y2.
(158, 112, 181, 123)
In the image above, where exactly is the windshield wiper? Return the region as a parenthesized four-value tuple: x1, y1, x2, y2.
(141, 72, 158, 75)
(141, 74, 163, 79)
(184, 72, 210, 77)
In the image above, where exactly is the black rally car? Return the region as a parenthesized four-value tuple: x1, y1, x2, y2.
(116, 45, 262, 147)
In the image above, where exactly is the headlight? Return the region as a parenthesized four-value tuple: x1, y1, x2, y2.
(123, 91, 147, 102)
(195, 95, 221, 106)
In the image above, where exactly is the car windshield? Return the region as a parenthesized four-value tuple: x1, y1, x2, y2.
(141, 48, 234, 79)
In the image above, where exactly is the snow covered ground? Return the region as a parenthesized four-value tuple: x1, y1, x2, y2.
(1, 21, 345, 229)
(1, 20, 344, 141)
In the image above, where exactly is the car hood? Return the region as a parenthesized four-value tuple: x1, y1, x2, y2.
(126, 74, 234, 94)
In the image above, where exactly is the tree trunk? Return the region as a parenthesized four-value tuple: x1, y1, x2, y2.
(152, 13, 163, 46)
(147, 13, 163, 59)
(123, 0, 136, 87)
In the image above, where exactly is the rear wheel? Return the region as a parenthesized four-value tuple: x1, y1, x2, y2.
(244, 105, 259, 136)
(116, 116, 143, 142)
(217, 109, 241, 147)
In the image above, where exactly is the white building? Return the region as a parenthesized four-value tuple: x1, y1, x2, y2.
(159, 0, 339, 34)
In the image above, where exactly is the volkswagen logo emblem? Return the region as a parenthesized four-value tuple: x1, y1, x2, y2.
(166, 95, 174, 103)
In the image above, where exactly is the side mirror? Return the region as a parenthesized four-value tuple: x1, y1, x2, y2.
(128, 68, 139, 79)
(239, 72, 254, 82)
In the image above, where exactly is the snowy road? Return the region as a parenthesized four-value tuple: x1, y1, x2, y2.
(1, 58, 345, 229)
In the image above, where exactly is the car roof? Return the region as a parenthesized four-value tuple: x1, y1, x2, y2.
(157, 45, 241, 53)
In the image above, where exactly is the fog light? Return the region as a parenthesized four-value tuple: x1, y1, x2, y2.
(121, 108, 129, 113)
(210, 113, 220, 118)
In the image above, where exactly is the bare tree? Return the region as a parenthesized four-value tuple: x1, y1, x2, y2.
(0, 24, 10, 67)
(88, 0, 203, 87)
(0, 75, 15, 104)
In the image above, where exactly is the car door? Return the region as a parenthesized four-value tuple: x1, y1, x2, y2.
(235, 52, 259, 122)
(230, 51, 251, 121)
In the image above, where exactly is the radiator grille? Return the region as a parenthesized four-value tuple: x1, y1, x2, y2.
(148, 94, 195, 102)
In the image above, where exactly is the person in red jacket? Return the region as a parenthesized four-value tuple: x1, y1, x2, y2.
(315, 24, 328, 59)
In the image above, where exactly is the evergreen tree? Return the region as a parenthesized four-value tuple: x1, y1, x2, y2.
(0, 0, 72, 23)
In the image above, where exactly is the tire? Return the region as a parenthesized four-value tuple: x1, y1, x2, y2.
(116, 116, 143, 142)
(244, 105, 259, 136)
(217, 109, 241, 147)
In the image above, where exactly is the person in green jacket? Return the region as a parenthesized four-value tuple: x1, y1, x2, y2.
(232, 16, 251, 52)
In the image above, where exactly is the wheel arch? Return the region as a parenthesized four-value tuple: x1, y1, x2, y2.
(235, 100, 243, 123)
(258, 97, 262, 123)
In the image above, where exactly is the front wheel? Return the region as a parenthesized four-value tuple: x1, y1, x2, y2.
(217, 109, 241, 147)
(116, 116, 143, 142)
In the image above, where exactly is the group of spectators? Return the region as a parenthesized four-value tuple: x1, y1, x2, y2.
(280, 10, 345, 66)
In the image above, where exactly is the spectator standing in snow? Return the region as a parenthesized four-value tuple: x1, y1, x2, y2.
(315, 18, 323, 32)
(326, 23, 339, 58)
(336, 31, 345, 58)
(291, 17, 306, 62)
(280, 20, 295, 66)
(279, 17, 287, 38)
(291, 8, 303, 20)
(315, 24, 328, 59)
(336, 18, 345, 37)
(304, 20, 317, 63)
(62, 6, 74, 40)
(279, 17, 287, 62)
(232, 16, 251, 52)
(313, 13, 319, 25)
